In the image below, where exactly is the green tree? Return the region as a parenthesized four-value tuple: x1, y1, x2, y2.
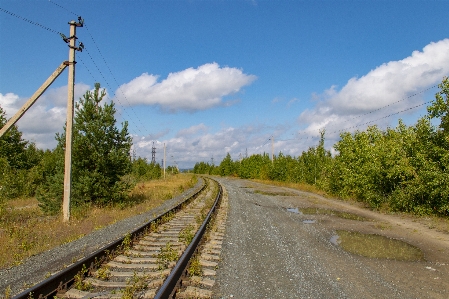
(132, 158, 162, 180)
(428, 76, 449, 134)
(0, 106, 28, 169)
(219, 153, 235, 176)
(0, 106, 43, 201)
(37, 83, 133, 214)
(193, 161, 214, 174)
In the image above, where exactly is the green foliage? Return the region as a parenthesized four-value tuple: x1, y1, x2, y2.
(132, 157, 162, 180)
(74, 264, 92, 291)
(238, 153, 271, 179)
(188, 255, 202, 277)
(428, 76, 449, 134)
(219, 153, 237, 176)
(37, 83, 133, 214)
(179, 224, 195, 246)
(0, 106, 44, 202)
(166, 165, 179, 175)
(193, 161, 216, 175)
(157, 242, 178, 270)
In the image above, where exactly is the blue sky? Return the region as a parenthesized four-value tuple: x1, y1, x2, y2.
(1, 0, 449, 168)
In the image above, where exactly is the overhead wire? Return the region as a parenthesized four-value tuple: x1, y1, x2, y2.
(48, 0, 148, 137)
(340, 84, 438, 125)
(253, 87, 438, 158)
(1, 4, 146, 141)
(0, 7, 62, 35)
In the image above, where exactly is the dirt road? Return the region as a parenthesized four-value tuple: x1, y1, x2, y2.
(212, 177, 449, 298)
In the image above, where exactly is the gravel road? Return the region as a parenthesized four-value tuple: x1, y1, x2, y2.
(0, 178, 204, 297)
(212, 177, 449, 299)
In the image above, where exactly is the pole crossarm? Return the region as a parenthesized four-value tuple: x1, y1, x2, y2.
(0, 62, 68, 138)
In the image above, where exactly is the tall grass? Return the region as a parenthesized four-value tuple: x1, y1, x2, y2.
(0, 174, 197, 269)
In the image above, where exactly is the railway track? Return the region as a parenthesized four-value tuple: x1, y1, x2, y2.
(12, 177, 226, 299)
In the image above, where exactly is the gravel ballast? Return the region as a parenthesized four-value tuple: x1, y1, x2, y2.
(0, 178, 204, 297)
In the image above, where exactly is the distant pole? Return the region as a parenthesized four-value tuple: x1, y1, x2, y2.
(271, 136, 274, 163)
(163, 143, 166, 179)
(63, 19, 83, 222)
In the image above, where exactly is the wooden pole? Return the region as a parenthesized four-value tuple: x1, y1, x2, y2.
(163, 143, 166, 179)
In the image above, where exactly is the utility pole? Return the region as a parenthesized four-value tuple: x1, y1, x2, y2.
(63, 18, 83, 222)
(271, 136, 274, 163)
(163, 143, 166, 179)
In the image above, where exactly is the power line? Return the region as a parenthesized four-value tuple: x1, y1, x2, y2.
(294, 86, 438, 141)
(48, 0, 78, 16)
(83, 24, 147, 133)
(332, 99, 432, 135)
(48, 0, 148, 136)
(341, 84, 439, 125)
(1, 3, 145, 137)
(0, 7, 61, 35)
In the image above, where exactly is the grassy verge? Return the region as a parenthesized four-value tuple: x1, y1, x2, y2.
(0, 174, 197, 269)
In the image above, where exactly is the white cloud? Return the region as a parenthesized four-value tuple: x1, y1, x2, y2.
(176, 123, 208, 137)
(299, 39, 449, 139)
(1, 83, 91, 149)
(115, 62, 257, 112)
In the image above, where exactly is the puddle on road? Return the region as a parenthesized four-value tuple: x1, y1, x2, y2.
(300, 207, 368, 221)
(254, 190, 297, 197)
(287, 207, 300, 214)
(330, 235, 340, 245)
(286, 208, 316, 223)
(332, 230, 424, 261)
(303, 219, 316, 224)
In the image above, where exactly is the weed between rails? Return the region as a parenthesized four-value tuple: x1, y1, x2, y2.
(0, 174, 197, 270)
(95, 265, 111, 280)
(121, 272, 149, 299)
(157, 242, 179, 270)
(2, 285, 12, 299)
(74, 264, 92, 291)
(179, 224, 195, 246)
(187, 254, 202, 277)
(122, 233, 133, 251)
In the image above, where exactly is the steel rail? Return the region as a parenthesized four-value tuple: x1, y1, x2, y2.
(11, 178, 207, 299)
(154, 178, 223, 299)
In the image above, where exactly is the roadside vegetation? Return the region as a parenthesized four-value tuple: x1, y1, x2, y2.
(0, 82, 191, 269)
(194, 77, 449, 218)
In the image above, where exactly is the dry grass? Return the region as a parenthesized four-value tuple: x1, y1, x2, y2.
(0, 173, 197, 269)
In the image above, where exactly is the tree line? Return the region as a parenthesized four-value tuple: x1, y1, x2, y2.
(193, 77, 449, 216)
(0, 83, 172, 215)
